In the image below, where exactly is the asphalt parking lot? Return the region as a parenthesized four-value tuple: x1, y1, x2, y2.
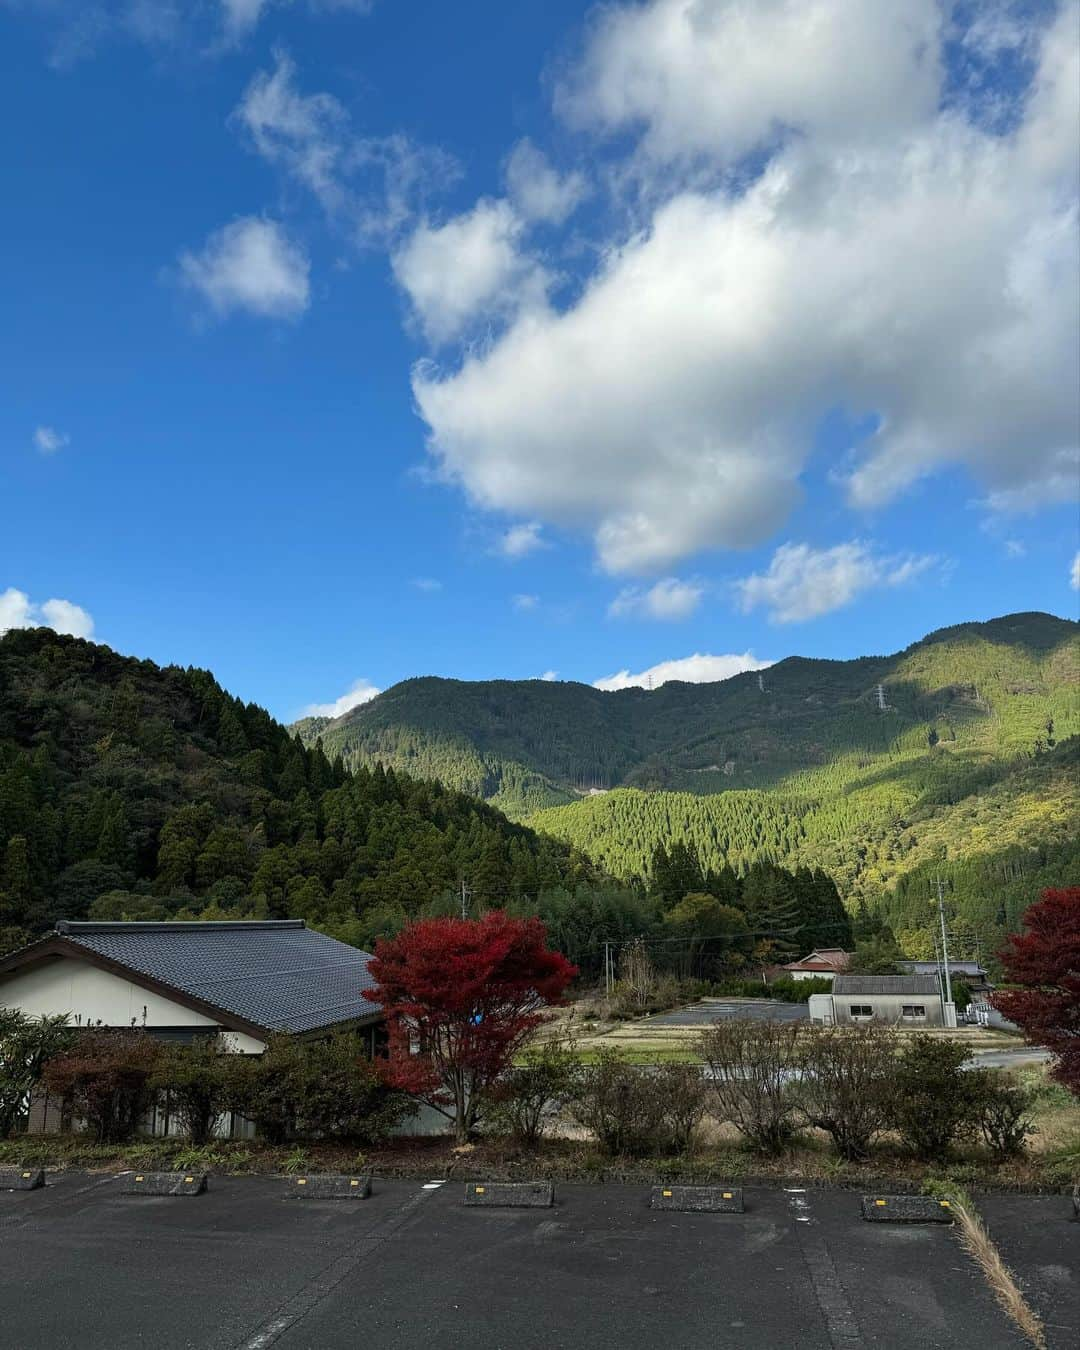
(1, 1173, 1073, 1350)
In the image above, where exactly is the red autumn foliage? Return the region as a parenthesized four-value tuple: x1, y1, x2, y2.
(364, 911, 576, 1141)
(993, 887, 1080, 1096)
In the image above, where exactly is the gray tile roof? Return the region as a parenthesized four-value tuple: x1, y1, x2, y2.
(53, 921, 380, 1035)
(831, 974, 941, 996)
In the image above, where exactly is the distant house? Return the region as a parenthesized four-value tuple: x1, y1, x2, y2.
(898, 959, 989, 992)
(808, 975, 948, 1027)
(0, 920, 384, 1135)
(778, 949, 852, 982)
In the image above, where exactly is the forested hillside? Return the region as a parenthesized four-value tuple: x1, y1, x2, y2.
(296, 613, 1079, 959)
(296, 613, 1079, 815)
(0, 629, 582, 956)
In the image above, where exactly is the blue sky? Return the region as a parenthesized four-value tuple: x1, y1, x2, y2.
(2, 0, 1077, 722)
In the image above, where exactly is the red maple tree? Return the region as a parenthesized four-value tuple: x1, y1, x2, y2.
(993, 887, 1080, 1096)
(364, 912, 576, 1141)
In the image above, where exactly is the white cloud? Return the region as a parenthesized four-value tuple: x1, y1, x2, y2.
(1004, 539, 1026, 559)
(505, 139, 587, 224)
(608, 576, 703, 621)
(220, 0, 268, 35)
(735, 541, 936, 624)
(512, 593, 539, 611)
(411, 576, 443, 592)
(412, 3, 1078, 573)
(539, 669, 559, 681)
(39, 598, 95, 638)
(1071, 552, 1080, 590)
(392, 200, 548, 344)
(234, 51, 458, 245)
(496, 521, 547, 559)
(179, 217, 310, 320)
(556, 0, 942, 168)
(0, 588, 94, 639)
(593, 651, 772, 692)
(301, 677, 380, 720)
(33, 425, 69, 455)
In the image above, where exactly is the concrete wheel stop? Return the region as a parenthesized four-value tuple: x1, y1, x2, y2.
(650, 1185, 744, 1213)
(463, 1181, 554, 1208)
(861, 1195, 953, 1223)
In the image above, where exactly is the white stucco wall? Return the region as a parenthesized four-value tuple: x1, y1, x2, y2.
(0, 957, 264, 1050)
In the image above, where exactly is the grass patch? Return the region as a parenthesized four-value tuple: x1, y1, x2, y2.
(923, 1180, 1047, 1349)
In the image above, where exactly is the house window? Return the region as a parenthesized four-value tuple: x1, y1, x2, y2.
(901, 1005, 927, 1019)
(849, 1004, 874, 1020)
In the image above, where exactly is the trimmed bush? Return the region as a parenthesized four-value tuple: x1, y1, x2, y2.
(149, 1038, 237, 1145)
(886, 1035, 973, 1160)
(228, 1034, 413, 1144)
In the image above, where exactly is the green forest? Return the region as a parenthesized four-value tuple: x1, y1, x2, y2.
(0, 629, 585, 957)
(3, 614, 1077, 978)
(297, 612, 1079, 962)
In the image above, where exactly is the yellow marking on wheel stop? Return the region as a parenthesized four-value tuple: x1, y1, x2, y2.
(184, 1177, 194, 1183)
(875, 1199, 886, 1206)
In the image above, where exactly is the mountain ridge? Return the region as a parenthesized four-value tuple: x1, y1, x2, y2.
(293, 611, 1079, 815)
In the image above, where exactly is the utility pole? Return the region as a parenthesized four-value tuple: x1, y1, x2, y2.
(460, 878, 471, 920)
(603, 940, 614, 995)
(935, 877, 955, 1023)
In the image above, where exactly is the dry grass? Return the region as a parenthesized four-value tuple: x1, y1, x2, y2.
(949, 1194, 1047, 1349)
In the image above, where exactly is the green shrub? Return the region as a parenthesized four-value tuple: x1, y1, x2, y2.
(0, 1009, 74, 1138)
(490, 1040, 581, 1147)
(886, 1035, 973, 1160)
(228, 1034, 413, 1144)
(964, 1071, 1035, 1158)
(149, 1038, 236, 1144)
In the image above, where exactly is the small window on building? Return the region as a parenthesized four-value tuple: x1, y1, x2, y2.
(849, 1004, 874, 1019)
(901, 1004, 927, 1019)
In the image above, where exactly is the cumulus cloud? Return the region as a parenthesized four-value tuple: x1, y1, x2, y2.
(0, 588, 94, 639)
(1004, 539, 1026, 558)
(608, 576, 703, 621)
(33, 425, 69, 455)
(505, 139, 587, 224)
(593, 651, 772, 692)
(512, 593, 539, 611)
(411, 2, 1078, 573)
(539, 669, 559, 681)
(301, 677, 380, 720)
(496, 522, 547, 559)
(556, 0, 943, 167)
(735, 541, 937, 624)
(1071, 552, 1080, 590)
(392, 200, 548, 344)
(179, 217, 310, 320)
